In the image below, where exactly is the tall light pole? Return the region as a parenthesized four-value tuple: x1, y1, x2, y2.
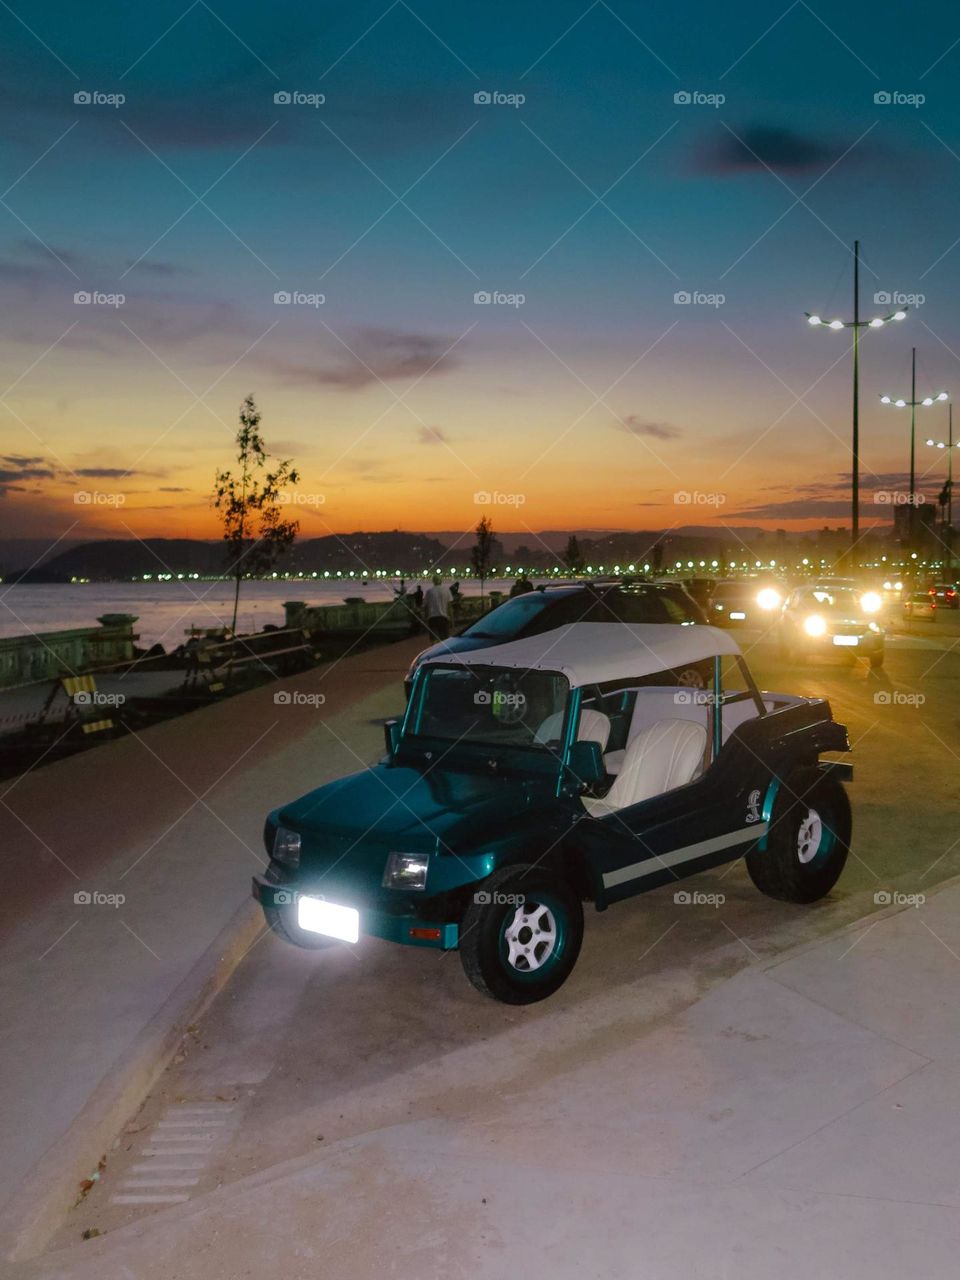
(879, 351, 947, 550)
(925, 400, 957, 564)
(806, 240, 908, 564)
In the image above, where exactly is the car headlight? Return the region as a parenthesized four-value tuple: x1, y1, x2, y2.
(273, 826, 301, 868)
(804, 614, 827, 637)
(860, 591, 882, 614)
(382, 852, 429, 890)
(756, 587, 781, 611)
(868, 621, 881, 633)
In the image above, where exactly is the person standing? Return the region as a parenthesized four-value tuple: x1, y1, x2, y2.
(424, 574, 452, 640)
(509, 573, 534, 597)
(410, 582, 424, 635)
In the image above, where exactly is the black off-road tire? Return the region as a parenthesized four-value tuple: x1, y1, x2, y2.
(459, 865, 584, 1005)
(746, 767, 850, 904)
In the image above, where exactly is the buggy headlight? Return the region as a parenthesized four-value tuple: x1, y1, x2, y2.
(383, 852, 429, 890)
(273, 826, 301, 868)
(804, 614, 827, 637)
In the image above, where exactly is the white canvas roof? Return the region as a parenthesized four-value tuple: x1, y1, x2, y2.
(424, 622, 742, 688)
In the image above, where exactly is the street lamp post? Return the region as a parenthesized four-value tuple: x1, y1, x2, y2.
(879, 349, 947, 551)
(805, 240, 907, 564)
(925, 400, 957, 565)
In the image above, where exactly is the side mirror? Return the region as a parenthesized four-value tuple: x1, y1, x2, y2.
(567, 739, 605, 787)
(384, 719, 401, 757)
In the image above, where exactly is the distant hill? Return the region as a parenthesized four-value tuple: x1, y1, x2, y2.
(3, 524, 863, 582)
(23, 533, 453, 581)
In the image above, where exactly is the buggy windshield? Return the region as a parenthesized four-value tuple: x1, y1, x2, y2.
(409, 665, 569, 752)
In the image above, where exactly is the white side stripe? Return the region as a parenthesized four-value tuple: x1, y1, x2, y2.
(601, 823, 768, 890)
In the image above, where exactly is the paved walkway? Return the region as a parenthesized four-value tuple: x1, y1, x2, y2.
(17, 879, 960, 1279)
(0, 636, 422, 1244)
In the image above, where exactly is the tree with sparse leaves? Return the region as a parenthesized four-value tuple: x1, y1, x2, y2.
(471, 515, 496, 600)
(213, 395, 300, 636)
(563, 535, 583, 575)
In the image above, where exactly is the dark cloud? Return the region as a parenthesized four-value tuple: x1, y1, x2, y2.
(0, 456, 56, 496)
(417, 426, 448, 445)
(264, 328, 460, 390)
(0, 465, 54, 482)
(618, 416, 682, 440)
(17, 239, 88, 270)
(2, 454, 47, 467)
(695, 125, 848, 175)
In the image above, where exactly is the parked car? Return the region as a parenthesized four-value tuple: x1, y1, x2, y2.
(778, 585, 885, 668)
(709, 579, 783, 626)
(682, 576, 717, 607)
(404, 581, 709, 695)
(904, 592, 937, 621)
(254, 621, 852, 1004)
(929, 582, 958, 609)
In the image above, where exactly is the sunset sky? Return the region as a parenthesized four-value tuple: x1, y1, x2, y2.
(2, 0, 960, 549)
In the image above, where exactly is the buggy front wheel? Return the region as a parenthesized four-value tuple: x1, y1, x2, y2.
(459, 866, 584, 1004)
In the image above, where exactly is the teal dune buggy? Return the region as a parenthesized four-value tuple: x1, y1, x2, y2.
(253, 622, 852, 1003)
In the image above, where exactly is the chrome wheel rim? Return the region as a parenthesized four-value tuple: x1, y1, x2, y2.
(797, 808, 823, 864)
(503, 902, 558, 972)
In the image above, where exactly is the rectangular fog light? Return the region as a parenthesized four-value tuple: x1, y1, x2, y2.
(297, 895, 359, 943)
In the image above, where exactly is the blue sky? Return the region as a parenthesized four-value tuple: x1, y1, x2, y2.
(2, 0, 960, 540)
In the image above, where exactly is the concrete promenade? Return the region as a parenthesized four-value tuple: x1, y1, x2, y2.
(0, 635, 422, 1258)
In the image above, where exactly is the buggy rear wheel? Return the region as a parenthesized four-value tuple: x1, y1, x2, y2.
(745, 767, 850, 903)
